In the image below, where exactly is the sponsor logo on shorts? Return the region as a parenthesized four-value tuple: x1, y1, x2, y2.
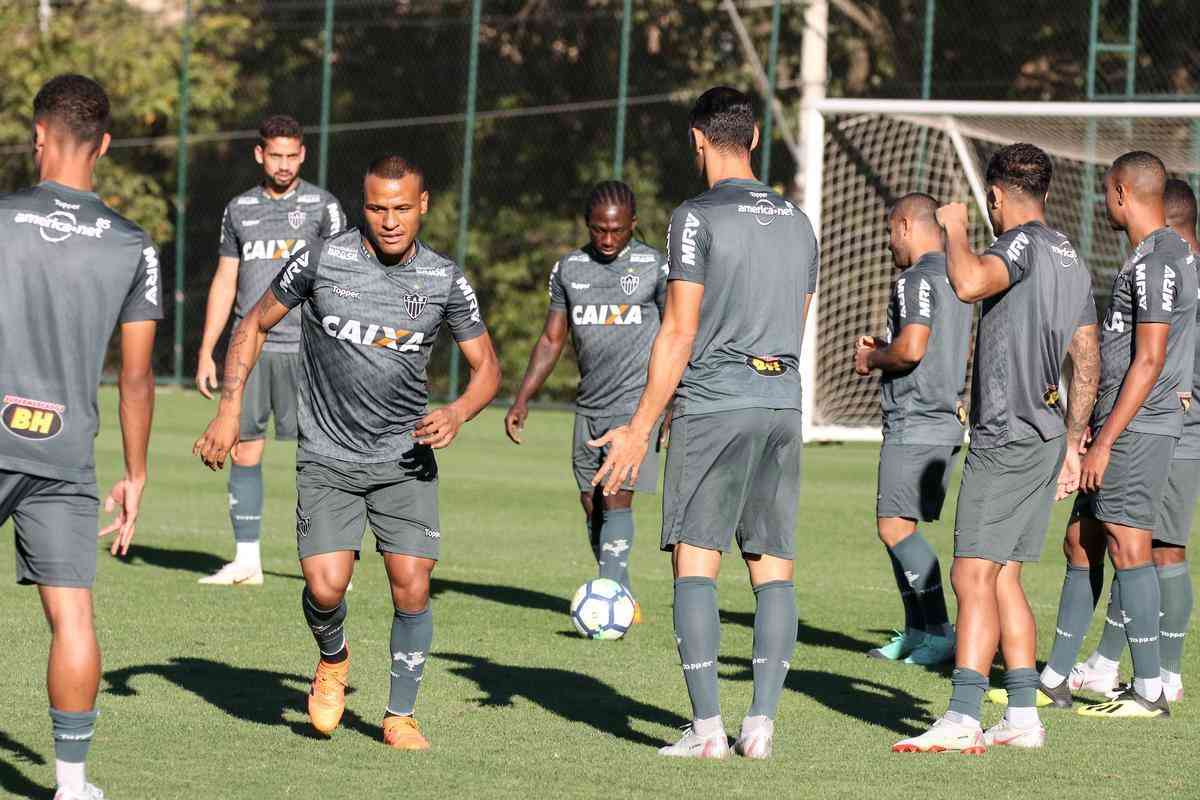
(424, 527, 441, 539)
(243, 239, 306, 262)
(620, 273, 640, 296)
(404, 293, 429, 319)
(571, 304, 642, 326)
(2, 395, 65, 441)
(288, 209, 307, 230)
(746, 356, 786, 377)
(296, 513, 311, 538)
(14, 210, 110, 243)
(327, 244, 359, 262)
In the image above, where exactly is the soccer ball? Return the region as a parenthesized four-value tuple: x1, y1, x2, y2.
(570, 578, 636, 640)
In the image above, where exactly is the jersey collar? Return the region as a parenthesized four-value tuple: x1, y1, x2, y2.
(360, 235, 423, 269)
(260, 181, 301, 202)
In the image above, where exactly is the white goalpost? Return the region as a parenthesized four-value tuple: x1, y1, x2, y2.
(800, 98, 1200, 443)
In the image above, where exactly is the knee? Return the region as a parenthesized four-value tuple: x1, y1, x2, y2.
(390, 570, 432, 613)
(1152, 544, 1186, 567)
(43, 592, 94, 637)
(602, 491, 633, 512)
(950, 560, 997, 595)
(306, 573, 349, 608)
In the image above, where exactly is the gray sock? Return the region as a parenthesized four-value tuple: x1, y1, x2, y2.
(886, 548, 922, 631)
(948, 667, 988, 721)
(747, 580, 797, 719)
(674, 576, 721, 721)
(229, 463, 263, 544)
(597, 508, 634, 590)
(302, 587, 347, 660)
(388, 605, 433, 716)
(1004, 667, 1040, 710)
(49, 708, 98, 764)
(1117, 563, 1162, 681)
(1096, 579, 1127, 662)
(890, 532, 949, 629)
(1157, 562, 1193, 675)
(1047, 564, 1103, 677)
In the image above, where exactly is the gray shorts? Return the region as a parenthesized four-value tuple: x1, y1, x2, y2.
(877, 444, 960, 522)
(295, 446, 441, 561)
(241, 350, 300, 441)
(1157, 459, 1200, 547)
(661, 408, 802, 560)
(954, 435, 1066, 564)
(1072, 431, 1175, 531)
(572, 413, 659, 494)
(0, 470, 99, 587)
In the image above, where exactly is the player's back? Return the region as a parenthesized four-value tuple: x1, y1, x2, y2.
(972, 221, 1094, 448)
(0, 182, 160, 483)
(667, 178, 819, 416)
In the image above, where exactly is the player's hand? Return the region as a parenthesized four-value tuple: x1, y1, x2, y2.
(504, 402, 528, 445)
(657, 406, 674, 452)
(195, 352, 219, 399)
(1079, 426, 1093, 454)
(99, 475, 145, 556)
(590, 424, 649, 496)
(1079, 439, 1111, 493)
(416, 406, 465, 449)
(193, 414, 240, 470)
(1055, 448, 1082, 501)
(936, 202, 969, 231)
(855, 335, 877, 351)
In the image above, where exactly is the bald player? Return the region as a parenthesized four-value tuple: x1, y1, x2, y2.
(854, 193, 970, 667)
(1069, 178, 1200, 706)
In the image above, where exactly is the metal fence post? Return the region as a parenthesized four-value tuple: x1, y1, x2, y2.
(759, 0, 782, 182)
(449, 0, 482, 401)
(173, 0, 193, 386)
(913, 0, 935, 189)
(318, 0, 335, 188)
(613, 0, 633, 179)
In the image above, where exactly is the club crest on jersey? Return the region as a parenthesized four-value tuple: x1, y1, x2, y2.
(288, 209, 307, 230)
(1, 395, 65, 441)
(404, 293, 428, 319)
(746, 356, 786, 377)
(620, 273, 640, 296)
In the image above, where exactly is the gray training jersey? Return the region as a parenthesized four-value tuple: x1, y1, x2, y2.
(666, 178, 819, 417)
(1175, 252, 1200, 459)
(880, 252, 972, 445)
(548, 241, 667, 417)
(271, 230, 487, 463)
(1093, 227, 1198, 439)
(0, 182, 163, 483)
(220, 179, 344, 352)
(972, 221, 1096, 448)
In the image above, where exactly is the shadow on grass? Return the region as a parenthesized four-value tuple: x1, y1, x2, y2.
(103, 658, 378, 741)
(719, 611, 879, 655)
(441, 653, 687, 747)
(721, 656, 935, 737)
(431, 578, 568, 615)
(117, 544, 302, 581)
(0, 730, 49, 799)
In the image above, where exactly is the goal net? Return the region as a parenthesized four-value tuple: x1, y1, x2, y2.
(801, 99, 1200, 442)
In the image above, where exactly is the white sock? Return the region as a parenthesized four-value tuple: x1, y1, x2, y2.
(1133, 676, 1163, 701)
(1006, 706, 1040, 729)
(56, 760, 85, 792)
(693, 715, 724, 738)
(1162, 669, 1182, 687)
(1040, 665, 1066, 688)
(943, 710, 980, 728)
(740, 714, 772, 734)
(1087, 652, 1120, 673)
(235, 541, 261, 568)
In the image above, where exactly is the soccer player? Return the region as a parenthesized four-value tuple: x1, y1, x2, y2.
(853, 193, 970, 666)
(1071, 179, 1200, 703)
(893, 143, 1099, 753)
(504, 181, 668, 602)
(194, 154, 500, 750)
(1, 75, 161, 799)
(591, 87, 819, 760)
(195, 114, 345, 586)
(1041, 153, 1197, 720)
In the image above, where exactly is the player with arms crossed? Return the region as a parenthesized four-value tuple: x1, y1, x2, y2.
(1, 75, 161, 799)
(854, 193, 970, 666)
(1070, 179, 1200, 704)
(194, 155, 500, 750)
(593, 87, 818, 760)
(505, 181, 667, 604)
(1040, 153, 1197, 719)
(893, 143, 1099, 753)
(195, 114, 344, 586)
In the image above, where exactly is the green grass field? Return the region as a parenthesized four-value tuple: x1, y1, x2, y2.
(1, 388, 1197, 799)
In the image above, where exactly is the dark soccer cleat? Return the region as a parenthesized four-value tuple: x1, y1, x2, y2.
(1038, 678, 1074, 709)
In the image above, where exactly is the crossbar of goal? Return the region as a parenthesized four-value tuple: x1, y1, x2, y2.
(810, 98, 1200, 118)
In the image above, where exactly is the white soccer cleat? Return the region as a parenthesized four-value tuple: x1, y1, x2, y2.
(197, 561, 263, 586)
(658, 724, 730, 759)
(1163, 682, 1183, 703)
(54, 784, 105, 800)
(1069, 661, 1120, 695)
(733, 716, 774, 759)
(892, 716, 985, 754)
(982, 717, 1046, 749)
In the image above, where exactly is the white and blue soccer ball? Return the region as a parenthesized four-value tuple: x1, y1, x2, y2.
(570, 578, 636, 640)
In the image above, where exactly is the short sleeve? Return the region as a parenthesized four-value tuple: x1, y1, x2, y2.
(655, 258, 669, 310)
(1132, 255, 1176, 325)
(218, 204, 239, 258)
(321, 197, 345, 238)
(270, 244, 321, 309)
(447, 265, 488, 342)
(667, 203, 712, 284)
(805, 223, 820, 294)
(897, 274, 935, 329)
(1076, 287, 1098, 328)
(985, 227, 1033, 285)
(548, 259, 567, 310)
(120, 234, 165, 323)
